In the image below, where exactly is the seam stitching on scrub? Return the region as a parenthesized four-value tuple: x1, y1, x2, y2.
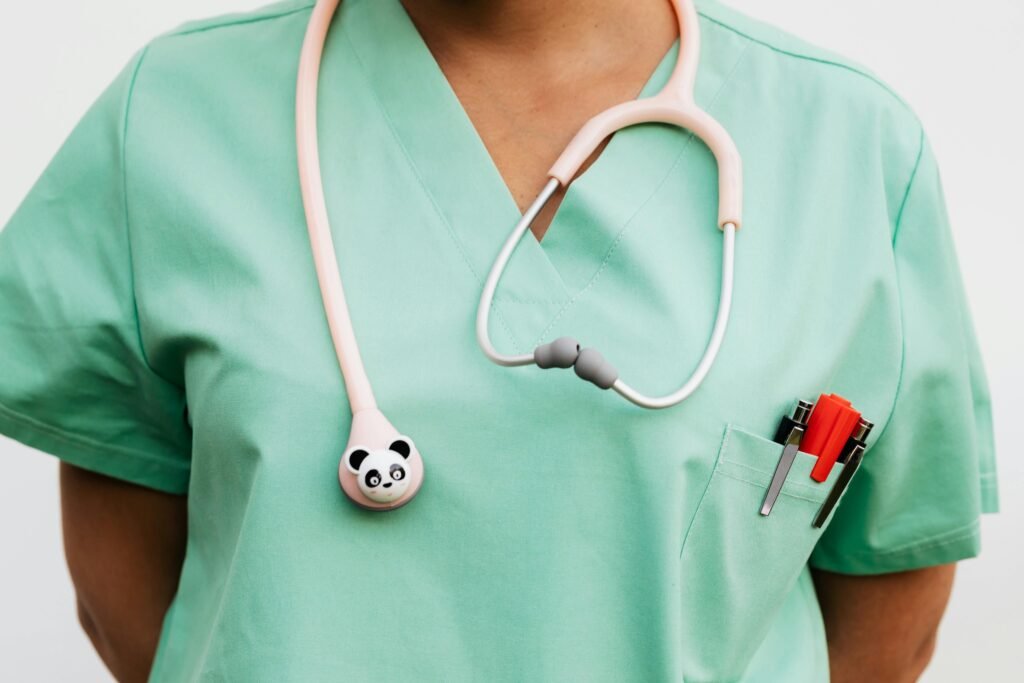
(120, 43, 188, 398)
(696, 10, 917, 118)
(891, 125, 926, 246)
(530, 42, 751, 351)
(847, 124, 925, 474)
(679, 424, 733, 558)
(719, 457, 829, 499)
(713, 470, 826, 506)
(873, 523, 981, 556)
(340, 16, 524, 354)
(0, 398, 191, 472)
(157, 2, 316, 40)
(0, 320, 138, 331)
(824, 519, 981, 560)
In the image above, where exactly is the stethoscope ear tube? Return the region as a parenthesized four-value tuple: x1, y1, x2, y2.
(546, 0, 742, 229)
(476, 208, 736, 409)
(475, 0, 743, 409)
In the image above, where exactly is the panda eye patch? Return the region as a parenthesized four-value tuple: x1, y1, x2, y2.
(365, 469, 382, 487)
(389, 464, 405, 480)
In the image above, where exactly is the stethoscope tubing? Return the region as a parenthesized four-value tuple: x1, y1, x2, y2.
(296, 0, 377, 414)
(475, 0, 742, 409)
(475, 178, 737, 409)
(297, 0, 743, 418)
(295, 0, 743, 510)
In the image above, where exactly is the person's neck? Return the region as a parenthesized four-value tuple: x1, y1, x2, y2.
(399, 0, 678, 70)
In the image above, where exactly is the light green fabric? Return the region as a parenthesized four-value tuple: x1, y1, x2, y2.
(0, 0, 997, 680)
(680, 425, 846, 681)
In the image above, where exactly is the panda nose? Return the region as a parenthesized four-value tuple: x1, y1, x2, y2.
(382, 482, 392, 488)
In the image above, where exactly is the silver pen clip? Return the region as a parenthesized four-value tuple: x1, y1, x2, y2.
(812, 419, 874, 528)
(760, 400, 813, 517)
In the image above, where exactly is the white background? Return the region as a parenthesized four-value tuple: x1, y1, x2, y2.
(0, 1, 1021, 680)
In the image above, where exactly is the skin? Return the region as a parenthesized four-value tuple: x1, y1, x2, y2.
(812, 564, 957, 682)
(400, 0, 678, 241)
(60, 463, 187, 683)
(61, 1, 957, 680)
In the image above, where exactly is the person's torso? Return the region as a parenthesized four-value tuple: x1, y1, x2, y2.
(127, 1, 918, 680)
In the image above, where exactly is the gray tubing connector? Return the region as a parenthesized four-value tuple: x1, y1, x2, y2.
(534, 336, 580, 369)
(573, 347, 618, 390)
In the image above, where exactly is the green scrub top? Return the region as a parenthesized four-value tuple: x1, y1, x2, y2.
(0, 0, 999, 680)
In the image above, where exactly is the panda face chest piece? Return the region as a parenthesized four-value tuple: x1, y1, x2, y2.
(344, 439, 413, 504)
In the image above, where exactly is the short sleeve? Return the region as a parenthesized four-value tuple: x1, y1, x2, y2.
(0, 46, 191, 494)
(810, 128, 998, 574)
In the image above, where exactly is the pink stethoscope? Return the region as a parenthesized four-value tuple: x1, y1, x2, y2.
(295, 0, 742, 511)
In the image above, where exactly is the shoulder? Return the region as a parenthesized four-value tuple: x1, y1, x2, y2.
(122, 0, 317, 129)
(131, 0, 316, 87)
(154, 0, 315, 41)
(698, 0, 922, 144)
(698, 0, 915, 117)
(697, 1, 927, 226)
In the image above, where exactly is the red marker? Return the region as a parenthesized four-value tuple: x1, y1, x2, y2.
(801, 393, 861, 482)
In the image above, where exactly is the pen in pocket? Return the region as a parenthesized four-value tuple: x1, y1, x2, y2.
(812, 418, 875, 528)
(759, 399, 814, 517)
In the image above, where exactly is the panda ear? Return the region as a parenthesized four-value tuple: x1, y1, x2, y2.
(345, 448, 370, 474)
(388, 438, 411, 459)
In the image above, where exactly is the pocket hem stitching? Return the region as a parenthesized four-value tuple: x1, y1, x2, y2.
(714, 470, 831, 506)
(718, 457, 833, 501)
(679, 424, 733, 558)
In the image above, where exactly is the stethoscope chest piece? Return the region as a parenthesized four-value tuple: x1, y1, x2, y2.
(297, 0, 741, 512)
(339, 409, 424, 511)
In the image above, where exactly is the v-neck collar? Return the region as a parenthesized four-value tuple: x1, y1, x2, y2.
(340, 0, 744, 352)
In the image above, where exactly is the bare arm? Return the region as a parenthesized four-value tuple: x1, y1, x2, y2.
(812, 564, 957, 683)
(59, 462, 188, 683)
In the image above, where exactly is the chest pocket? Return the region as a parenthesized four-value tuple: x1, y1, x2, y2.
(678, 423, 844, 682)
